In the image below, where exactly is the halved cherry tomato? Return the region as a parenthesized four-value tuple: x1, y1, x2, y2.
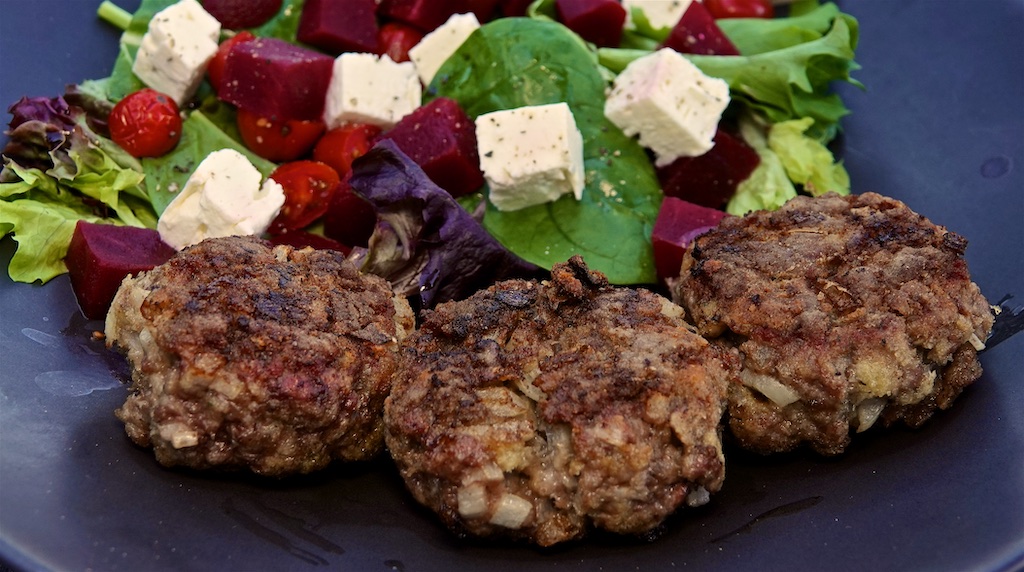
(312, 123, 382, 178)
(109, 88, 183, 158)
(704, 0, 774, 19)
(207, 31, 256, 94)
(268, 160, 341, 234)
(236, 108, 325, 162)
(378, 22, 424, 63)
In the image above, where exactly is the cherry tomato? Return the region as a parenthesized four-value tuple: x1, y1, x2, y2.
(207, 31, 256, 94)
(268, 160, 341, 234)
(236, 108, 325, 162)
(109, 89, 183, 158)
(377, 22, 424, 63)
(704, 0, 774, 19)
(312, 123, 382, 178)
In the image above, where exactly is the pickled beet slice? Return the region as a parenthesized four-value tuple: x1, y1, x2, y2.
(65, 221, 176, 319)
(556, 0, 627, 48)
(268, 230, 351, 254)
(322, 177, 377, 248)
(219, 37, 334, 121)
(657, 128, 760, 209)
(661, 0, 740, 56)
(376, 97, 484, 197)
(202, 0, 282, 29)
(298, 0, 380, 55)
(378, 0, 499, 33)
(651, 197, 727, 282)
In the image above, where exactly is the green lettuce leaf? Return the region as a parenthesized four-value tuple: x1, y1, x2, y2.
(428, 18, 662, 284)
(0, 162, 155, 283)
(768, 116, 850, 196)
(598, 4, 861, 142)
(727, 114, 798, 215)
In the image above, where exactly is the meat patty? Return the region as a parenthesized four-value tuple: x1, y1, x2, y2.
(105, 236, 414, 477)
(672, 192, 994, 456)
(385, 256, 736, 546)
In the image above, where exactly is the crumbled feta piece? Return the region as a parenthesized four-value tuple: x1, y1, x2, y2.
(622, 0, 697, 30)
(605, 48, 729, 166)
(408, 12, 480, 85)
(131, 0, 221, 106)
(322, 53, 421, 129)
(475, 102, 585, 212)
(157, 149, 285, 250)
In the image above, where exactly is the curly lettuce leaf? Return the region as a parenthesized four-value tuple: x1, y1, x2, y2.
(1, 159, 154, 283)
(727, 114, 797, 215)
(599, 4, 861, 142)
(349, 140, 540, 308)
(1, 88, 159, 282)
(428, 18, 662, 285)
(768, 116, 849, 196)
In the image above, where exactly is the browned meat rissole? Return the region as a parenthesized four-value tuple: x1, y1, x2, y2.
(105, 236, 414, 477)
(672, 192, 994, 455)
(385, 256, 737, 546)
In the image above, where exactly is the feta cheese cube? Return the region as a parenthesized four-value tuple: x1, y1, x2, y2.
(131, 0, 221, 106)
(157, 149, 285, 250)
(322, 53, 421, 129)
(408, 12, 480, 85)
(605, 48, 729, 166)
(622, 0, 696, 30)
(475, 102, 585, 212)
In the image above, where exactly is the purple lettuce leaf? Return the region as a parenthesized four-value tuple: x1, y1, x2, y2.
(348, 139, 541, 308)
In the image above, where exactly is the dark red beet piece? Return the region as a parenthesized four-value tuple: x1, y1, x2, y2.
(65, 221, 177, 319)
(378, 0, 497, 32)
(661, 0, 740, 55)
(202, 0, 283, 29)
(499, 0, 534, 17)
(657, 128, 760, 209)
(555, 0, 626, 48)
(268, 230, 352, 254)
(219, 38, 334, 121)
(298, 0, 380, 55)
(651, 197, 727, 282)
(376, 97, 484, 197)
(322, 177, 378, 248)
(459, 0, 501, 22)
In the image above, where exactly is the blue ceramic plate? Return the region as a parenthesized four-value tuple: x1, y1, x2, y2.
(1, 1, 1022, 570)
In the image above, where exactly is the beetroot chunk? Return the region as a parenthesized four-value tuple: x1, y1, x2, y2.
(499, 0, 535, 17)
(298, 0, 380, 55)
(268, 230, 352, 254)
(322, 178, 378, 248)
(651, 197, 727, 282)
(65, 222, 176, 319)
(556, 0, 626, 48)
(219, 37, 334, 121)
(376, 97, 484, 197)
(657, 128, 760, 209)
(661, 1, 740, 56)
(202, 0, 282, 29)
(378, 0, 498, 33)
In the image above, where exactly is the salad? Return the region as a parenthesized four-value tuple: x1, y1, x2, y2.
(0, 0, 860, 311)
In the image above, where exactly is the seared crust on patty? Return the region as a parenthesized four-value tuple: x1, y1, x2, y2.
(673, 192, 994, 455)
(385, 256, 736, 546)
(105, 236, 414, 477)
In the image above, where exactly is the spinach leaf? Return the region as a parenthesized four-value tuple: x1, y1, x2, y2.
(428, 18, 661, 285)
